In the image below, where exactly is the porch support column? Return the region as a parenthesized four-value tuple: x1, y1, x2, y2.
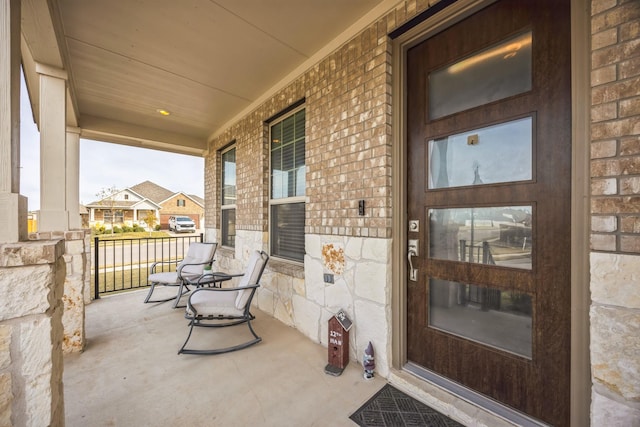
(0, 0, 27, 244)
(37, 63, 69, 232)
(66, 126, 81, 230)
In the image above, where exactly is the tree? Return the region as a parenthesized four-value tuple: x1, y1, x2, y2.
(95, 186, 119, 234)
(143, 211, 158, 236)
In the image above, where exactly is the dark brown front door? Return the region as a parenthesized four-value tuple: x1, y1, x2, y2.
(406, 1, 571, 425)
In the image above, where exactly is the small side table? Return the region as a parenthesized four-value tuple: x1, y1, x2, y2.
(186, 272, 232, 288)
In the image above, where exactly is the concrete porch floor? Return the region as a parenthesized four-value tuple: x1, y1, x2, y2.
(63, 289, 385, 427)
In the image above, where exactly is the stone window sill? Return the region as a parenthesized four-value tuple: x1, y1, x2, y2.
(267, 257, 304, 279)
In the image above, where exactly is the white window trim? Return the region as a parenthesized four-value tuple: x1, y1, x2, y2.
(269, 196, 306, 206)
(268, 106, 306, 263)
(221, 144, 237, 248)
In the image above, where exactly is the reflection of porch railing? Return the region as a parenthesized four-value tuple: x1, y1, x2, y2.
(92, 234, 203, 298)
(459, 239, 495, 264)
(459, 240, 500, 311)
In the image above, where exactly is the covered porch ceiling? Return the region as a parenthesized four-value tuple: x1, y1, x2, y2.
(20, 0, 391, 156)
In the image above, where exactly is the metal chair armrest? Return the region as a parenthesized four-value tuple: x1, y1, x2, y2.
(176, 260, 215, 279)
(150, 259, 181, 274)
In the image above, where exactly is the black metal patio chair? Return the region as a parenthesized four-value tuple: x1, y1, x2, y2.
(178, 250, 269, 355)
(143, 242, 217, 308)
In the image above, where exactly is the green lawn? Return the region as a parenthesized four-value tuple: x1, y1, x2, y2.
(91, 260, 179, 296)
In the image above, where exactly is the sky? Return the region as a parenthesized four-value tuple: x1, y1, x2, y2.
(19, 77, 204, 211)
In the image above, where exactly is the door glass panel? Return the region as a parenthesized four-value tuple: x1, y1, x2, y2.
(429, 206, 532, 270)
(429, 31, 532, 119)
(429, 278, 532, 358)
(428, 117, 532, 189)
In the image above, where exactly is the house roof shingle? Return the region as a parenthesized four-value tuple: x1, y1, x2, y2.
(85, 181, 203, 209)
(188, 195, 204, 205)
(129, 181, 175, 204)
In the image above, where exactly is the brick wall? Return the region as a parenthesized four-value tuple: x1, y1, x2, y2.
(590, 0, 640, 424)
(206, 9, 396, 239)
(590, 0, 640, 253)
(202, 0, 422, 402)
(160, 194, 204, 217)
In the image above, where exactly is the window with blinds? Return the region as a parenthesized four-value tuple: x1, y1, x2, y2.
(221, 146, 236, 247)
(270, 107, 305, 262)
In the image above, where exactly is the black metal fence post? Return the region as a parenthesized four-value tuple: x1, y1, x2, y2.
(94, 236, 100, 299)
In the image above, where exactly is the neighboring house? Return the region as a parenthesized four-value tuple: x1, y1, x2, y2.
(158, 193, 204, 229)
(79, 205, 89, 228)
(131, 181, 204, 229)
(85, 180, 204, 230)
(85, 187, 162, 230)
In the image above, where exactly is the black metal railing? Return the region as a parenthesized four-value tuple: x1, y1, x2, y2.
(93, 233, 204, 298)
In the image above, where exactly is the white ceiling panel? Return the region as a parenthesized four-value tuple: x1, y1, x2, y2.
(23, 0, 388, 153)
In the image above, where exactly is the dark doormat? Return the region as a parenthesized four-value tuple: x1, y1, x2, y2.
(350, 384, 465, 427)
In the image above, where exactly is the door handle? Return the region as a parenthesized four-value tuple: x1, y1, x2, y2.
(407, 239, 419, 281)
(407, 249, 418, 281)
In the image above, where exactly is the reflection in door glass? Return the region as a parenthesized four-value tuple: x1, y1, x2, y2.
(428, 117, 532, 189)
(429, 278, 532, 358)
(429, 206, 532, 270)
(429, 31, 532, 119)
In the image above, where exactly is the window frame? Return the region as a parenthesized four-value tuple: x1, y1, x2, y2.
(220, 144, 237, 248)
(103, 209, 124, 224)
(268, 105, 306, 263)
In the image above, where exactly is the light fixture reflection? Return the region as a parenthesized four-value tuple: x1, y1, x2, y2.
(448, 32, 532, 74)
(156, 109, 171, 116)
